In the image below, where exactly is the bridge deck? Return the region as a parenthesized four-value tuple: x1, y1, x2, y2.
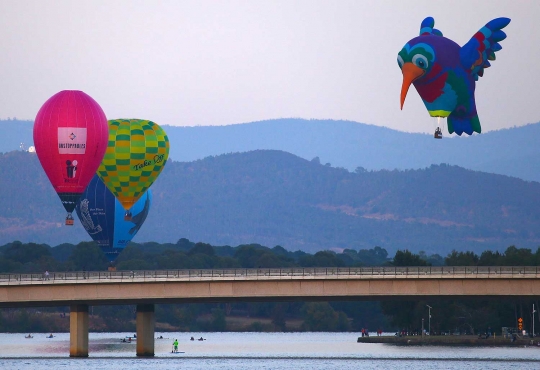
(1, 267, 539, 308)
(1, 266, 539, 286)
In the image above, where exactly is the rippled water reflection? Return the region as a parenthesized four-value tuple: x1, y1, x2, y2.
(1, 332, 539, 369)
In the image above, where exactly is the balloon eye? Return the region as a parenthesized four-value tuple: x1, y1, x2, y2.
(397, 55, 404, 69)
(412, 54, 429, 69)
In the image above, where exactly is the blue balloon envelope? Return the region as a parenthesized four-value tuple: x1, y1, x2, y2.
(75, 174, 152, 262)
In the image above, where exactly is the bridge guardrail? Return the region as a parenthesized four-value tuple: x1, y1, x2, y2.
(0, 266, 539, 285)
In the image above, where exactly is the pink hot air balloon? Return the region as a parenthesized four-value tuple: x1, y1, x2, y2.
(33, 90, 109, 225)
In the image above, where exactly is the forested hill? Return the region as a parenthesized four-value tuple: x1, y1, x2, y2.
(1, 150, 540, 254)
(3, 118, 540, 182)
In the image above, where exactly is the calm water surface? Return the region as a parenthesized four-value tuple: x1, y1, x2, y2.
(1, 332, 539, 369)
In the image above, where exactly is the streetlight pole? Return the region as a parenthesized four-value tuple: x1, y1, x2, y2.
(533, 304, 536, 337)
(426, 305, 432, 335)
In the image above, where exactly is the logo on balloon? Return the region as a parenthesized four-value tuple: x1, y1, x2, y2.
(58, 127, 87, 154)
(154, 154, 164, 164)
(133, 154, 165, 171)
(79, 199, 103, 234)
(66, 160, 78, 179)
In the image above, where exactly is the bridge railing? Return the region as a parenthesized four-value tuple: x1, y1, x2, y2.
(1, 266, 539, 284)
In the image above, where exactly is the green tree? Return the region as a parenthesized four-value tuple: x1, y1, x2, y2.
(271, 303, 287, 331)
(176, 238, 194, 251)
(117, 259, 154, 270)
(188, 242, 215, 256)
(393, 250, 428, 266)
(188, 254, 216, 269)
(115, 245, 146, 263)
(3, 241, 51, 264)
(234, 245, 269, 267)
(256, 252, 293, 268)
(211, 308, 227, 331)
(154, 250, 189, 269)
(156, 305, 198, 330)
(503, 246, 533, 266)
(248, 321, 264, 332)
(94, 305, 136, 332)
(301, 302, 339, 331)
(380, 300, 419, 330)
(68, 242, 108, 271)
(337, 311, 350, 331)
(445, 250, 479, 266)
(357, 246, 389, 266)
(478, 250, 504, 266)
(0, 256, 23, 273)
(215, 256, 241, 268)
(299, 251, 344, 267)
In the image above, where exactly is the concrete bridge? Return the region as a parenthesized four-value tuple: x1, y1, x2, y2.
(1, 266, 540, 357)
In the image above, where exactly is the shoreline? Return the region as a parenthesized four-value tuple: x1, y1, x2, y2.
(357, 335, 540, 347)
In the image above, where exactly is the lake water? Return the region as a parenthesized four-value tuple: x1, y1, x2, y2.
(1, 332, 540, 369)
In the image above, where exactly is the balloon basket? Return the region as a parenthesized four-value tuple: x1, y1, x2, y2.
(65, 218, 74, 226)
(124, 211, 132, 221)
(108, 266, 117, 272)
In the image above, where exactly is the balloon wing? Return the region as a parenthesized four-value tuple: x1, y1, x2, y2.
(460, 17, 511, 80)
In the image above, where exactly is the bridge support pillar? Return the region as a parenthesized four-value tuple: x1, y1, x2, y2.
(136, 304, 155, 357)
(70, 304, 89, 357)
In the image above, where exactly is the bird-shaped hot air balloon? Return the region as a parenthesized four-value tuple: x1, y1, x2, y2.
(398, 17, 511, 137)
(33, 91, 109, 224)
(97, 119, 169, 220)
(75, 174, 152, 262)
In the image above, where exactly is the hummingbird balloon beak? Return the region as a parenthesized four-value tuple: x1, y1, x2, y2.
(400, 63, 425, 110)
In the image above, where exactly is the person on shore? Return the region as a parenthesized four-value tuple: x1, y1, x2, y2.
(44, 270, 50, 280)
(361, 328, 365, 337)
(173, 339, 179, 353)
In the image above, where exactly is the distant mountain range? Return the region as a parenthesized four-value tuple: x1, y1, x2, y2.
(3, 118, 540, 182)
(1, 150, 539, 255)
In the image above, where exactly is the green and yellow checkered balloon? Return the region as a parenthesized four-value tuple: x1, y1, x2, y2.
(97, 119, 169, 211)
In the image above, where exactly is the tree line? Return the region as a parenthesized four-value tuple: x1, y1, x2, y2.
(1, 240, 540, 334)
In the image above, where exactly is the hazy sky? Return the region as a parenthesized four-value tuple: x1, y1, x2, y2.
(1, 0, 538, 133)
